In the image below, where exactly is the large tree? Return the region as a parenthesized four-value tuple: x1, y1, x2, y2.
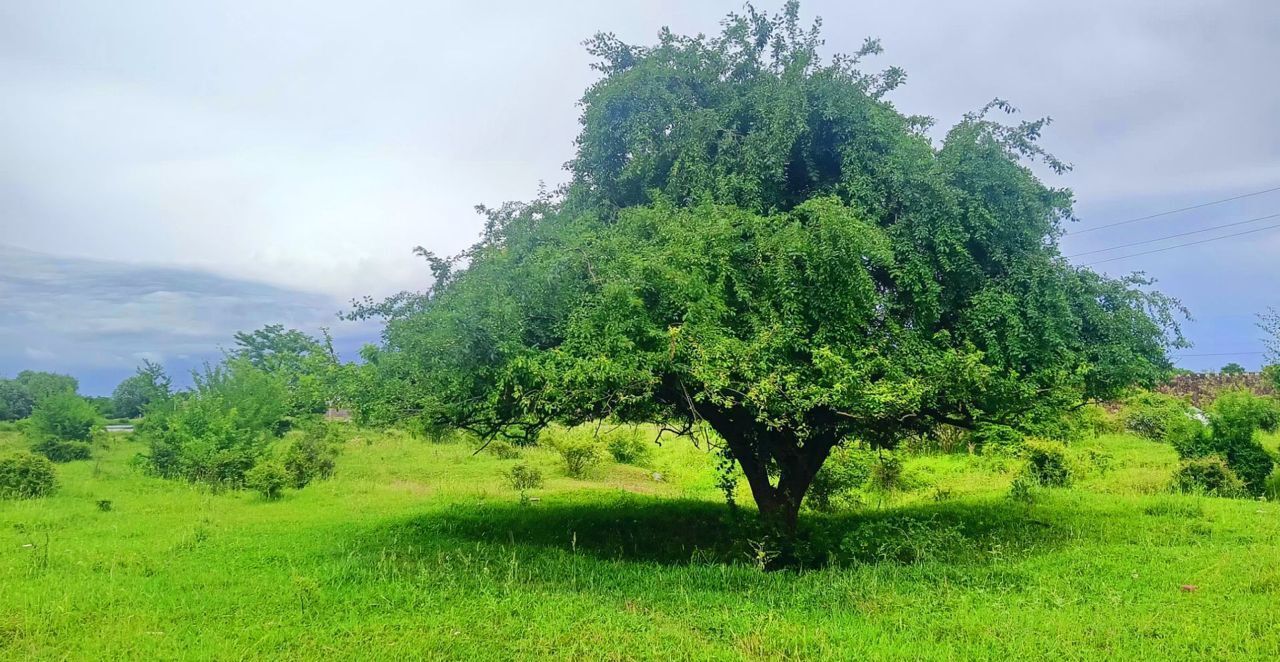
(356, 3, 1182, 530)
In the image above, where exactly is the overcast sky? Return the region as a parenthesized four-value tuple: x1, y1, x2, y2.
(3, 1, 1279, 393)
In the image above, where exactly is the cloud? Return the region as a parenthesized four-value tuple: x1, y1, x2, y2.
(0, 245, 375, 394)
(1, 0, 1278, 377)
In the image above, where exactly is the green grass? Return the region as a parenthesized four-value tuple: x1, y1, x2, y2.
(3, 428, 1280, 659)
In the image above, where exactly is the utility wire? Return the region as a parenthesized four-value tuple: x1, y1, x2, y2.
(1082, 221, 1280, 266)
(1065, 211, 1280, 258)
(1070, 184, 1280, 235)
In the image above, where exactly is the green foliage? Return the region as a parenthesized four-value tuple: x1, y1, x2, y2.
(868, 454, 905, 494)
(485, 440, 522, 460)
(1008, 473, 1039, 506)
(111, 360, 171, 419)
(806, 445, 871, 512)
(1120, 391, 1191, 440)
(1074, 404, 1121, 438)
(840, 516, 970, 565)
(27, 391, 98, 443)
(245, 460, 288, 500)
(549, 429, 604, 478)
(282, 434, 339, 489)
(504, 463, 544, 491)
(232, 325, 343, 417)
(1220, 362, 1246, 376)
(1020, 439, 1071, 487)
(348, 2, 1181, 528)
(31, 438, 92, 463)
(1263, 471, 1280, 502)
(140, 359, 290, 485)
(0, 452, 58, 499)
(603, 427, 653, 466)
(26, 392, 100, 462)
(1192, 389, 1278, 495)
(1172, 456, 1246, 497)
(0, 371, 80, 421)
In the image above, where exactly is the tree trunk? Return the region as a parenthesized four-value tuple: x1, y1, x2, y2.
(699, 405, 834, 536)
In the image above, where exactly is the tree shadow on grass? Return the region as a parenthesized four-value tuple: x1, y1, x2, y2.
(377, 493, 1073, 569)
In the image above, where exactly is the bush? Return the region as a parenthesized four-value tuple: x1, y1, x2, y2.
(245, 460, 288, 500)
(1021, 439, 1071, 487)
(1121, 391, 1190, 440)
(970, 423, 1020, 453)
(486, 440, 521, 460)
(282, 434, 338, 489)
(139, 359, 288, 485)
(1074, 404, 1121, 438)
(1172, 389, 1280, 495)
(27, 392, 100, 462)
(31, 438, 92, 463)
(868, 454, 904, 493)
(806, 446, 871, 512)
(505, 463, 544, 491)
(1264, 471, 1280, 502)
(1008, 473, 1039, 506)
(549, 428, 603, 478)
(1172, 456, 1245, 497)
(604, 427, 653, 466)
(0, 452, 58, 499)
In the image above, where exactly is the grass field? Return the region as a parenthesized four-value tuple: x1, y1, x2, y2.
(3, 427, 1280, 660)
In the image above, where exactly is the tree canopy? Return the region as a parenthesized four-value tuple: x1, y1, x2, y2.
(0, 371, 79, 421)
(355, 2, 1182, 529)
(111, 360, 171, 419)
(232, 325, 343, 416)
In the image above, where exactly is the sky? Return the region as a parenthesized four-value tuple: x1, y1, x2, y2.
(2, 0, 1279, 394)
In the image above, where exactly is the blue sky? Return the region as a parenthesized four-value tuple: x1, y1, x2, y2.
(2, 1, 1278, 393)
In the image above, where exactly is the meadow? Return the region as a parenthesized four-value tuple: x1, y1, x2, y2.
(3, 427, 1280, 660)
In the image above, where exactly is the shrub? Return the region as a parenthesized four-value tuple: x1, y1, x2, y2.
(27, 392, 100, 462)
(1265, 471, 1280, 502)
(1171, 389, 1280, 495)
(1172, 456, 1245, 497)
(0, 452, 58, 499)
(1021, 439, 1071, 487)
(245, 460, 288, 500)
(970, 423, 1020, 453)
(505, 463, 544, 491)
(1121, 391, 1190, 440)
(1074, 404, 1121, 438)
(549, 428, 603, 478)
(282, 434, 338, 489)
(604, 427, 653, 466)
(486, 440, 521, 460)
(806, 446, 871, 512)
(1164, 411, 1210, 455)
(1008, 473, 1039, 506)
(31, 438, 92, 463)
(868, 454, 904, 493)
(139, 359, 288, 485)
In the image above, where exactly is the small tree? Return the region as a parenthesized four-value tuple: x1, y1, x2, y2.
(27, 392, 100, 462)
(111, 360, 171, 419)
(1220, 362, 1246, 376)
(140, 358, 289, 484)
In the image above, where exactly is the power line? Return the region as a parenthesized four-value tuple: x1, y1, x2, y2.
(1082, 221, 1280, 266)
(1065, 211, 1280, 258)
(1069, 184, 1280, 235)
